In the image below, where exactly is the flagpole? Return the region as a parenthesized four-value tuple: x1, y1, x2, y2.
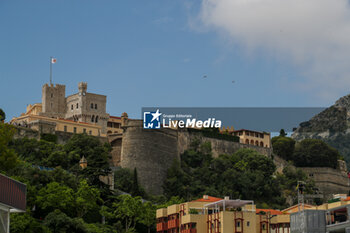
(50, 56, 52, 85)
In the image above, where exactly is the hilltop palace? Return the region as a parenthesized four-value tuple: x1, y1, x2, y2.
(11, 82, 128, 137)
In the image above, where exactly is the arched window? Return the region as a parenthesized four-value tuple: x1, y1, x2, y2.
(245, 139, 249, 144)
(107, 130, 112, 134)
(91, 115, 95, 122)
(91, 103, 94, 109)
(260, 141, 264, 147)
(95, 116, 99, 123)
(71, 105, 73, 110)
(76, 103, 79, 109)
(255, 140, 259, 146)
(250, 140, 254, 144)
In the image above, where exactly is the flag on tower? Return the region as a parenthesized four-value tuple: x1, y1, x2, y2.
(51, 57, 57, 64)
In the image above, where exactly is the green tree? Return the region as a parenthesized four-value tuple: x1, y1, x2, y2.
(44, 210, 87, 233)
(75, 180, 102, 218)
(0, 122, 18, 171)
(140, 202, 156, 233)
(10, 213, 50, 233)
(272, 136, 296, 160)
(293, 139, 340, 168)
(0, 108, 5, 122)
(163, 159, 189, 199)
(65, 134, 111, 187)
(36, 182, 75, 217)
(101, 195, 144, 232)
(44, 209, 72, 233)
(279, 129, 287, 137)
(47, 151, 68, 168)
(131, 168, 145, 197)
(114, 168, 134, 193)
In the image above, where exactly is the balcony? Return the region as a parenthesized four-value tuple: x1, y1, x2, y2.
(157, 222, 167, 231)
(167, 204, 180, 215)
(156, 208, 167, 218)
(168, 219, 179, 228)
(181, 214, 205, 225)
(181, 229, 197, 233)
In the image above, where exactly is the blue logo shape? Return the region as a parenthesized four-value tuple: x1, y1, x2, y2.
(143, 109, 162, 129)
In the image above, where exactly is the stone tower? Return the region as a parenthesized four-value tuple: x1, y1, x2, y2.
(41, 83, 66, 118)
(65, 82, 109, 134)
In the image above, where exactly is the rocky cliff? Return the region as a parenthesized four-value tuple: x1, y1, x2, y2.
(292, 94, 350, 165)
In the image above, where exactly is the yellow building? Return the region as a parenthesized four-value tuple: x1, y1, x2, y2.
(11, 113, 103, 137)
(106, 112, 128, 135)
(232, 129, 271, 148)
(156, 195, 290, 233)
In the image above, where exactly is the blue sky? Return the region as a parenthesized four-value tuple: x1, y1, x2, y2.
(1, 0, 347, 120)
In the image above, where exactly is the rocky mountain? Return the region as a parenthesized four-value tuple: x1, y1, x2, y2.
(292, 94, 350, 164)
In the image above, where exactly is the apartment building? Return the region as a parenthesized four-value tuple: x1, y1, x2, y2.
(156, 195, 290, 233)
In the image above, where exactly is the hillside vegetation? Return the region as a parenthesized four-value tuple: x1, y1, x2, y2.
(162, 139, 314, 209)
(272, 135, 341, 168)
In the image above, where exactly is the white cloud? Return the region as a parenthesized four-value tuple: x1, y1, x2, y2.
(198, 0, 350, 100)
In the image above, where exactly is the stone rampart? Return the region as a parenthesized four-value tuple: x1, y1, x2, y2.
(120, 120, 179, 195)
(300, 167, 350, 199)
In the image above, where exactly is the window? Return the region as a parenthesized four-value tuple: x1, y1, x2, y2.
(95, 116, 98, 123)
(71, 105, 73, 110)
(76, 103, 79, 109)
(247, 221, 250, 227)
(50, 103, 53, 108)
(107, 122, 113, 127)
(95, 104, 97, 109)
(236, 221, 240, 227)
(83, 128, 86, 133)
(73, 127, 77, 133)
(262, 224, 266, 230)
(91, 103, 94, 109)
(89, 130, 92, 135)
(91, 115, 95, 122)
(64, 126, 67, 132)
(51, 93, 53, 98)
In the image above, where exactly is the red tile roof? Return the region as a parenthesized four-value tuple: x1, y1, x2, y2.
(109, 116, 121, 119)
(192, 196, 222, 203)
(256, 209, 284, 215)
(233, 129, 270, 134)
